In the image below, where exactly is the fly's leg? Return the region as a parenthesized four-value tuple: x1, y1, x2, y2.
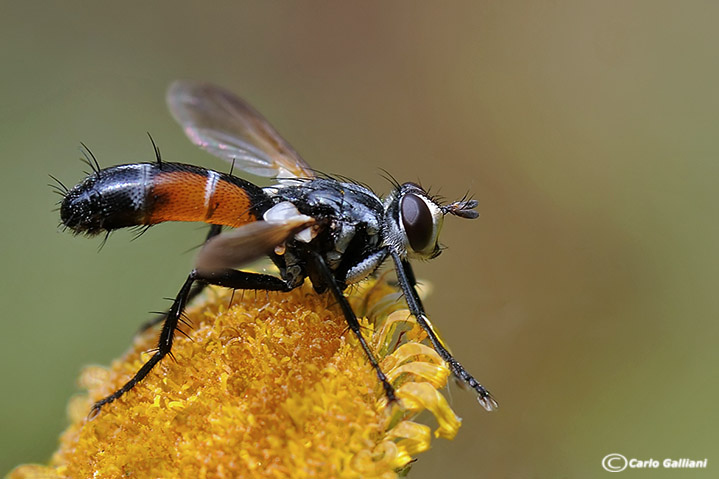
(137, 225, 223, 334)
(400, 257, 425, 311)
(136, 283, 204, 334)
(91, 268, 292, 417)
(391, 252, 498, 411)
(310, 251, 397, 403)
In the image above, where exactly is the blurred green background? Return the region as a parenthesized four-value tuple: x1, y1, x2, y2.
(1, 1, 717, 477)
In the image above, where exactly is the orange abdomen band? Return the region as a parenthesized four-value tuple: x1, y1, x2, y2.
(149, 167, 262, 227)
(60, 163, 268, 236)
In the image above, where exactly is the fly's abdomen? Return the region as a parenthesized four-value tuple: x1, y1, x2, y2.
(60, 163, 267, 236)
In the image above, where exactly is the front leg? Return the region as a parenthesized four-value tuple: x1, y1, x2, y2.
(309, 251, 397, 403)
(390, 251, 498, 411)
(91, 268, 293, 416)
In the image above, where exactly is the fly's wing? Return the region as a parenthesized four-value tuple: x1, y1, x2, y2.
(167, 81, 315, 179)
(195, 213, 314, 272)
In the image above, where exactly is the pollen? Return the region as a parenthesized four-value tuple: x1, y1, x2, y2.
(9, 275, 461, 479)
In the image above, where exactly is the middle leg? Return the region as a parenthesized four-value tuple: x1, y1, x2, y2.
(309, 251, 397, 403)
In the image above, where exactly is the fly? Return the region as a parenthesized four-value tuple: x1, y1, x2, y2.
(58, 81, 497, 416)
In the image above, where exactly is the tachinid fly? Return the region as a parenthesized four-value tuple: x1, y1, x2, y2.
(58, 81, 497, 416)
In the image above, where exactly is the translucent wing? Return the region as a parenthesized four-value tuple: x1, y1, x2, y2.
(167, 81, 315, 179)
(195, 208, 314, 272)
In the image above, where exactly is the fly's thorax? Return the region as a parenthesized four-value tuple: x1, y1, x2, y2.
(269, 179, 383, 244)
(265, 179, 387, 285)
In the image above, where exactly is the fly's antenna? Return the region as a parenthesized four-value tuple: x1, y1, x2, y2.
(79, 143, 102, 177)
(147, 132, 163, 168)
(441, 195, 479, 219)
(441, 191, 479, 219)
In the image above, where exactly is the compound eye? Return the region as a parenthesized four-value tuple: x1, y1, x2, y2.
(401, 193, 435, 252)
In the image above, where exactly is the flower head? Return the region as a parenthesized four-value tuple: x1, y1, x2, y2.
(9, 275, 461, 479)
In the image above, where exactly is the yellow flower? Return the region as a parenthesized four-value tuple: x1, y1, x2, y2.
(9, 275, 461, 479)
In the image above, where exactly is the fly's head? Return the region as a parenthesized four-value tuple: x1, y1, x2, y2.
(383, 182, 479, 260)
